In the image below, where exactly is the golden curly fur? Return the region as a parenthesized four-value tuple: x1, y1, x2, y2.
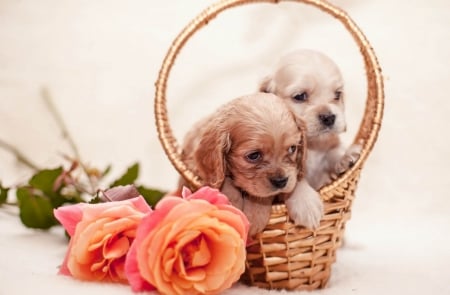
(180, 92, 306, 236)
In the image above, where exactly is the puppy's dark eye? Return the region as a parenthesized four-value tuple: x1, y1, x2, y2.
(293, 92, 308, 102)
(245, 151, 262, 163)
(288, 145, 297, 154)
(334, 90, 342, 101)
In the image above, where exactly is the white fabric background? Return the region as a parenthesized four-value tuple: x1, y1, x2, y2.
(0, 0, 449, 294)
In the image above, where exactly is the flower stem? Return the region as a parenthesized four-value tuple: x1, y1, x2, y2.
(0, 138, 40, 171)
(41, 87, 97, 195)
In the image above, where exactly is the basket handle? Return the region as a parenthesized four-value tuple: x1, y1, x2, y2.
(154, 0, 384, 192)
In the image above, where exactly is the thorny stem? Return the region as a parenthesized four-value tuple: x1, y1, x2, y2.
(0, 138, 40, 171)
(41, 88, 97, 195)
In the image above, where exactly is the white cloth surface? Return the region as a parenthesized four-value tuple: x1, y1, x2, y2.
(1, 0, 450, 294)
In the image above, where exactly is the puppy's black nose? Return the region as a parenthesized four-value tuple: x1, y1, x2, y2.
(319, 113, 336, 127)
(270, 177, 288, 189)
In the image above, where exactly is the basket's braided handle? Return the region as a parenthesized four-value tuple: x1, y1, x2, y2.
(155, 0, 384, 192)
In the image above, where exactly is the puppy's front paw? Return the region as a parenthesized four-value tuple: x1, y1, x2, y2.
(285, 179, 324, 230)
(335, 143, 363, 175)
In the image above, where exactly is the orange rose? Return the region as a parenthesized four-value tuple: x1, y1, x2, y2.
(54, 194, 151, 283)
(125, 187, 249, 294)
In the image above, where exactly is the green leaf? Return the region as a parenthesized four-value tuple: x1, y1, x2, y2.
(29, 167, 63, 194)
(89, 193, 102, 204)
(16, 187, 58, 229)
(110, 163, 139, 187)
(102, 165, 112, 177)
(28, 167, 70, 208)
(137, 185, 165, 207)
(59, 189, 84, 205)
(0, 182, 9, 205)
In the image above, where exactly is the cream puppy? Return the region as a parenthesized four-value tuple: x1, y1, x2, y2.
(180, 93, 307, 236)
(260, 49, 362, 228)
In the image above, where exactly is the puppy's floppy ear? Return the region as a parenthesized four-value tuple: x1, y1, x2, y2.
(258, 75, 275, 93)
(194, 125, 231, 189)
(294, 115, 308, 181)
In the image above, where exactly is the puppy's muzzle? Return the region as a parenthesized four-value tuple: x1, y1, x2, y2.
(318, 113, 336, 127)
(270, 176, 289, 189)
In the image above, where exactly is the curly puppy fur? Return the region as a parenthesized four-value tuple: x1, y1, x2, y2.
(260, 49, 362, 189)
(259, 49, 363, 228)
(180, 92, 306, 236)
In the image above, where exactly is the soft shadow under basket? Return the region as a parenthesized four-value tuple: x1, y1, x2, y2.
(154, 0, 384, 291)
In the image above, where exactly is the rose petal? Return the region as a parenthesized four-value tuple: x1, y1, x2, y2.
(125, 240, 156, 292)
(172, 230, 201, 275)
(184, 186, 230, 206)
(58, 238, 75, 276)
(162, 247, 176, 277)
(56, 196, 151, 283)
(129, 196, 153, 214)
(90, 259, 106, 272)
(211, 208, 249, 242)
(188, 236, 211, 269)
(103, 235, 130, 260)
(124, 188, 249, 295)
(181, 187, 192, 198)
(88, 233, 113, 252)
(154, 196, 185, 214)
(84, 202, 146, 221)
(163, 200, 215, 228)
(142, 223, 174, 282)
(69, 255, 107, 281)
(76, 196, 151, 221)
(102, 214, 144, 235)
(54, 204, 84, 236)
(187, 268, 206, 282)
(130, 198, 186, 264)
(110, 257, 126, 282)
(72, 218, 111, 264)
(54, 196, 150, 239)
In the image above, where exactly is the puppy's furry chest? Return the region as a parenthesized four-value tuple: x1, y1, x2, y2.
(305, 149, 333, 190)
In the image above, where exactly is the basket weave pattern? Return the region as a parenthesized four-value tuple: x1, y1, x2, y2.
(242, 169, 360, 290)
(154, 0, 383, 291)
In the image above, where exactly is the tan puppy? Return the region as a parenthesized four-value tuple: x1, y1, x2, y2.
(259, 49, 362, 228)
(180, 93, 306, 236)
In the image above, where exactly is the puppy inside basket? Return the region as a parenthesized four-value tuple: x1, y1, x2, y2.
(178, 92, 320, 237)
(259, 49, 363, 191)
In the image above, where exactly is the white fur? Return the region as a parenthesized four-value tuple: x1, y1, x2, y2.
(285, 179, 323, 229)
(260, 49, 363, 229)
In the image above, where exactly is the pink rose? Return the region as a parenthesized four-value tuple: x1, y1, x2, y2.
(125, 187, 249, 295)
(54, 195, 151, 283)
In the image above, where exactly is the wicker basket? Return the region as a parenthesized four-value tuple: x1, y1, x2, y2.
(154, 0, 384, 291)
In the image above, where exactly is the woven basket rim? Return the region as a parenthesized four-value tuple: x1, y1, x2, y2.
(154, 0, 384, 198)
